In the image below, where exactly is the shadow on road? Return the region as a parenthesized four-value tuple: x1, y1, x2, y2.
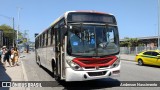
(40, 64, 120, 89)
(59, 79, 120, 90)
(0, 63, 12, 90)
(136, 64, 160, 68)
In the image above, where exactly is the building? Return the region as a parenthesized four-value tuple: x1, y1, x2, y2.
(0, 29, 13, 48)
(120, 36, 158, 48)
(0, 30, 3, 47)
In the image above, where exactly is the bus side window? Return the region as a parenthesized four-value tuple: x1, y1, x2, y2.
(46, 31, 48, 46)
(40, 35, 42, 47)
(37, 37, 39, 48)
(48, 29, 51, 46)
(51, 27, 55, 45)
(42, 33, 45, 47)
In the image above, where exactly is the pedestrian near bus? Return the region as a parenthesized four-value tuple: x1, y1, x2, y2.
(10, 47, 15, 66)
(3, 46, 12, 68)
(13, 47, 19, 66)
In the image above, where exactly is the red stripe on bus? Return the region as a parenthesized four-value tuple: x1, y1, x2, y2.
(73, 56, 117, 67)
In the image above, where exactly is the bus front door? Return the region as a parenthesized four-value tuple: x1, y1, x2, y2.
(55, 28, 61, 81)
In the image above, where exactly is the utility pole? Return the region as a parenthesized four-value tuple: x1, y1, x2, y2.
(12, 17, 15, 47)
(17, 7, 22, 47)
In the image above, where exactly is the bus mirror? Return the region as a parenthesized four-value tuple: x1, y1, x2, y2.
(34, 33, 39, 37)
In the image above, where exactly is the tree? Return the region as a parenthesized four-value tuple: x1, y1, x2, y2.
(120, 37, 131, 47)
(0, 24, 24, 45)
(0, 24, 15, 46)
(0, 24, 14, 37)
(120, 37, 139, 47)
(129, 38, 139, 47)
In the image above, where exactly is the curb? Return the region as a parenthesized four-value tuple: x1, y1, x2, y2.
(121, 59, 136, 62)
(20, 59, 30, 90)
(21, 60, 28, 81)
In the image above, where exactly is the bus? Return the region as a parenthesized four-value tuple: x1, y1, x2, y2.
(35, 11, 120, 81)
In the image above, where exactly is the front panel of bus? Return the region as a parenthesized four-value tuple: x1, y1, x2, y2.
(64, 12, 120, 81)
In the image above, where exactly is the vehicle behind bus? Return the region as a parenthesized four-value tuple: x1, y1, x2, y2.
(35, 11, 120, 81)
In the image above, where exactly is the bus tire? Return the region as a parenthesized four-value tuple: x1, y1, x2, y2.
(52, 60, 60, 81)
(52, 60, 56, 75)
(55, 75, 60, 81)
(36, 55, 38, 64)
(37, 56, 41, 67)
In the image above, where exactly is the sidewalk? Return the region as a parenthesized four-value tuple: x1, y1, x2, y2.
(0, 55, 27, 90)
(120, 54, 136, 62)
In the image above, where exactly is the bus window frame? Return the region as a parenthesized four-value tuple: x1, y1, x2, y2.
(48, 28, 51, 46)
(42, 33, 45, 47)
(46, 30, 48, 46)
(51, 27, 54, 46)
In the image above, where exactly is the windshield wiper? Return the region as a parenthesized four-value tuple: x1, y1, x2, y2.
(83, 48, 96, 53)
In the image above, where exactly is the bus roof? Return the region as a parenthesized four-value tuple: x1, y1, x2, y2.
(74, 10, 113, 15)
(50, 10, 114, 26)
(35, 10, 114, 38)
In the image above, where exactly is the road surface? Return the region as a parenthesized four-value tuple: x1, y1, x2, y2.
(21, 52, 160, 90)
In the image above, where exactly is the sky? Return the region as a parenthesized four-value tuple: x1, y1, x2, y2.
(0, 0, 158, 42)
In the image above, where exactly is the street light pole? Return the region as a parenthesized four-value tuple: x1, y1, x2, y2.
(17, 7, 22, 47)
(12, 17, 15, 47)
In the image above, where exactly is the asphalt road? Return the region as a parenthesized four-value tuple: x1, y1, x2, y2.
(21, 52, 160, 90)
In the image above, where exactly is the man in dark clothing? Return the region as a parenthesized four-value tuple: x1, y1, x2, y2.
(3, 47, 12, 67)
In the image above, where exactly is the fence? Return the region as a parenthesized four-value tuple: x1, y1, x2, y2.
(120, 46, 157, 55)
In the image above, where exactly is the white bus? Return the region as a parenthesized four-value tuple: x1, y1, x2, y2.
(35, 11, 120, 81)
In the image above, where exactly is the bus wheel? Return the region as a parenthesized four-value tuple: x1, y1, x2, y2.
(36, 56, 39, 64)
(138, 59, 143, 66)
(54, 75, 60, 81)
(37, 56, 41, 67)
(52, 60, 60, 81)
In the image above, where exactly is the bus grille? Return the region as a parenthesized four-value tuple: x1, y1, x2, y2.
(88, 71, 107, 76)
(80, 59, 112, 64)
(73, 56, 117, 68)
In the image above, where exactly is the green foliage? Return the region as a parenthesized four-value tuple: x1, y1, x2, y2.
(129, 38, 139, 47)
(0, 24, 14, 37)
(0, 24, 15, 44)
(22, 38, 27, 43)
(0, 24, 24, 44)
(120, 37, 139, 47)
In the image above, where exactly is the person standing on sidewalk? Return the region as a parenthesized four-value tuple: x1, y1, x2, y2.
(3, 46, 12, 68)
(10, 47, 15, 66)
(0, 48, 2, 64)
(13, 47, 19, 66)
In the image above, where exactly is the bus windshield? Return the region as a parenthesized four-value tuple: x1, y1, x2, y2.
(67, 24, 119, 57)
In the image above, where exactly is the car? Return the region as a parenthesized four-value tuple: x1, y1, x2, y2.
(135, 50, 160, 66)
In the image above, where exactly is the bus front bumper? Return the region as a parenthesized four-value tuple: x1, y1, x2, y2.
(65, 65, 120, 81)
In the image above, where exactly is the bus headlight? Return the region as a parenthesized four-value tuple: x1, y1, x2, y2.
(110, 59, 120, 68)
(67, 60, 82, 71)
